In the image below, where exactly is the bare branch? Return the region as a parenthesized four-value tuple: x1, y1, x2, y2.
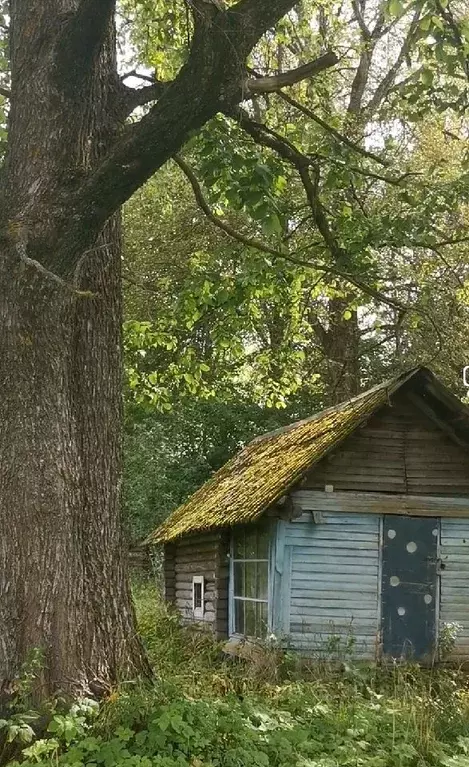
(246, 52, 339, 93)
(351, 0, 371, 41)
(0, 85, 9, 99)
(347, 45, 374, 116)
(120, 70, 158, 84)
(120, 53, 337, 116)
(370, 5, 387, 39)
(15, 231, 96, 298)
(365, 7, 421, 116)
(277, 91, 389, 166)
(346, 0, 388, 117)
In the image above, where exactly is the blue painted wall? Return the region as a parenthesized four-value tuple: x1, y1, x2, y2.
(273, 509, 381, 660)
(440, 518, 469, 660)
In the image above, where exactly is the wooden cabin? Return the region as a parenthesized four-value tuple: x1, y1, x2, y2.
(147, 367, 469, 663)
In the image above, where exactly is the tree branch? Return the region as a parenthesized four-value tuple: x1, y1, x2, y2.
(435, 0, 469, 81)
(121, 53, 338, 116)
(173, 153, 291, 261)
(351, 0, 371, 41)
(365, 7, 421, 116)
(223, 110, 417, 313)
(277, 91, 389, 166)
(51, 0, 301, 273)
(227, 0, 305, 54)
(346, 0, 388, 117)
(174, 152, 409, 312)
(0, 85, 10, 99)
(122, 81, 169, 112)
(246, 52, 339, 93)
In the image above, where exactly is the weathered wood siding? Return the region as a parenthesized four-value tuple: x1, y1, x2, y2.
(163, 532, 229, 637)
(302, 395, 469, 496)
(280, 511, 380, 659)
(440, 519, 469, 661)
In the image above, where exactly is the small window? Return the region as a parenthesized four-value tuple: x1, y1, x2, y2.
(192, 575, 204, 618)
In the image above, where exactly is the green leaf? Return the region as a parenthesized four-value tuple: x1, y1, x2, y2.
(419, 15, 432, 32)
(420, 68, 434, 86)
(389, 0, 404, 17)
(261, 214, 283, 237)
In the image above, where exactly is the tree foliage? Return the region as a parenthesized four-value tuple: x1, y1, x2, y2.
(119, 0, 469, 542)
(122, 0, 469, 412)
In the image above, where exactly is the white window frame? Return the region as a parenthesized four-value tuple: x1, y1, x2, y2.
(229, 528, 271, 638)
(192, 575, 204, 619)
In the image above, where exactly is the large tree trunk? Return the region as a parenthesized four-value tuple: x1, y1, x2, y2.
(0, 1, 148, 696)
(323, 297, 360, 404)
(315, 296, 360, 404)
(0, 0, 305, 697)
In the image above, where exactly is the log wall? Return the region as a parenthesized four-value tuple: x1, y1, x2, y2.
(163, 532, 229, 637)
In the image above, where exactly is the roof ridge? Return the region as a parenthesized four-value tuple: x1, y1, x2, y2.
(250, 366, 423, 445)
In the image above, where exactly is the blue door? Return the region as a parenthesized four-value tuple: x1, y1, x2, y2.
(381, 516, 438, 661)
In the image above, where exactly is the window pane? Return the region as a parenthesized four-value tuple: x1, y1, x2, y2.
(233, 526, 270, 561)
(193, 582, 202, 610)
(244, 562, 257, 599)
(233, 530, 245, 559)
(233, 562, 244, 597)
(233, 562, 268, 600)
(244, 530, 257, 559)
(256, 601, 268, 638)
(257, 562, 268, 601)
(244, 600, 256, 637)
(234, 598, 244, 635)
(257, 528, 270, 559)
(237, 600, 268, 638)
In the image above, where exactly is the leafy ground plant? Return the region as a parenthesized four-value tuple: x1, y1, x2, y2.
(6, 585, 469, 766)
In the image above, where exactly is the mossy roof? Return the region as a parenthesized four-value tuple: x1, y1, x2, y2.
(146, 367, 435, 544)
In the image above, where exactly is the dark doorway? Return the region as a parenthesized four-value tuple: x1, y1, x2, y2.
(381, 515, 438, 661)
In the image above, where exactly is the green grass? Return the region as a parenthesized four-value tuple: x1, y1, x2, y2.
(7, 583, 469, 766)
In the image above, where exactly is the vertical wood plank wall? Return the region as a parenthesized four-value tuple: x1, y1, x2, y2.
(440, 519, 469, 660)
(163, 532, 229, 637)
(279, 512, 380, 659)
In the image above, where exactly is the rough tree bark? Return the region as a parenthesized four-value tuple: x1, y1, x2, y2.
(0, 0, 149, 697)
(0, 0, 303, 696)
(322, 298, 360, 403)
